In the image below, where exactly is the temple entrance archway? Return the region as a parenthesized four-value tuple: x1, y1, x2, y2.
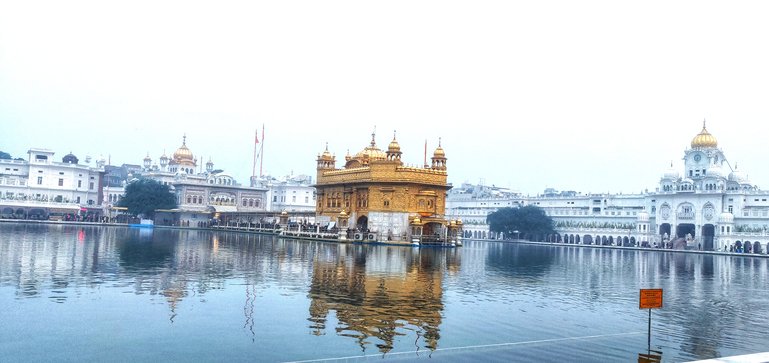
(676, 223, 695, 240)
(356, 215, 368, 232)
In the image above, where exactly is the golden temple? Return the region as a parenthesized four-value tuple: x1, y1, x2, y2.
(314, 131, 461, 245)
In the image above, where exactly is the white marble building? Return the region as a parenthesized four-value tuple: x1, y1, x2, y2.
(0, 149, 105, 219)
(448, 123, 769, 253)
(106, 136, 269, 225)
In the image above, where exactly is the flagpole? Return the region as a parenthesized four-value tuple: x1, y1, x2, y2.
(252, 129, 258, 181)
(259, 124, 265, 177)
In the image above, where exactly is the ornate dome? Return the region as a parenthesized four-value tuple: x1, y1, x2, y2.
(352, 132, 386, 162)
(728, 165, 748, 183)
(433, 145, 445, 158)
(62, 152, 79, 164)
(719, 212, 734, 223)
(706, 166, 723, 178)
(388, 136, 401, 153)
(691, 120, 718, 148)
(173, 135, 194, 162)
(662, 162, 679, 180)
(319, 143, 334, 161)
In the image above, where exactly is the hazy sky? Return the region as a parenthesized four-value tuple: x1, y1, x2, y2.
(2, 1, 768, 195)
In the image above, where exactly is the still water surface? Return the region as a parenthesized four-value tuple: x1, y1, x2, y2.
(1, 223, 768, 362)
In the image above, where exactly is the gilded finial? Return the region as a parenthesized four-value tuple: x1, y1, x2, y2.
(183, 133, 187, 145)
(439, 137, 442, 147)
(370, 126, 377, 147)
(393, 130, 397, 140)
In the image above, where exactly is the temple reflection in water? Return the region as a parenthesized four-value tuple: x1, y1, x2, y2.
(307, 245, 461, 353)
(2, 223, 769, 361)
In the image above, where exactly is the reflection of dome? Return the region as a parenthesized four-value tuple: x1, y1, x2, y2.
(719, 212, 734, 223)
(691, 121, 718, 148)
(62, 152, 79, 164)
(173, 135, 194, 162)
(637, 211, 649, 222)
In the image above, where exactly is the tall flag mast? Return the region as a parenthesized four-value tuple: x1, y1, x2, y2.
(259, 124, 265, 177)
(252, 128, 259, 180)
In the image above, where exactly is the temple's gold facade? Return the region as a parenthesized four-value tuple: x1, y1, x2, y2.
(314, 132, 460, 244)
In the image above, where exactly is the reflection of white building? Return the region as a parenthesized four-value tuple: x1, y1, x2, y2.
(0, 149, 105, 219)
(451, 123, 769, 253)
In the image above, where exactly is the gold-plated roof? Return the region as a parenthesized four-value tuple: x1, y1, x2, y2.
(433, 138, 445, 158)
(352, 132, 387, 162)
(173, 135, 194, 162)
(388, 132, 401, 152)
(319, 143, 334, 161)
(691, 120, 717, 148)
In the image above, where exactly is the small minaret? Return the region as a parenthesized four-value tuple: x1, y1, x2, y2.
(431, 138, 447, 170)
(316, 143, 336, 170)
(386, 131, 402, 164)
(143, 153, 152, 171)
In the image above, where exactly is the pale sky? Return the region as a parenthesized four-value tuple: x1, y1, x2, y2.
(2, 1, 768, 196)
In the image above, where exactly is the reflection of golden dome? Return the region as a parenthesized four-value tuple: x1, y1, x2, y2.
(173, 135, 194, 162)
(281, 210, 288, 216)
(691, 121, 717, 148)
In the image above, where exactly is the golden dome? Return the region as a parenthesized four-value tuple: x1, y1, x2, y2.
(691, 120, 718, 148)
(319, 143, 334, 161)
(432, 137, 446, 158)
(352, 131, 386, 162)
(388, 132, 401, 152)
(173, 135, 194, 162)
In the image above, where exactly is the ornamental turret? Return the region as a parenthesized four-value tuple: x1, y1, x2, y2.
(143, 153, 152, 170)
(386, 131, 403, 164)
(431, 138, 447, 170)
(316, 143, 336, 170)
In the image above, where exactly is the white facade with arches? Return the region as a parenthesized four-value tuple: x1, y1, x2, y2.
(450, 123, 769, 254)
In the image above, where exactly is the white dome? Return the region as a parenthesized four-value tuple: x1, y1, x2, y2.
(662, 163, 679, 180)
(719, 212, 734, 223)
(705, 164, 724, 178)
(681, 177, 694, 184)
(637, 211, 650, 222)
(728, 170, 748, 183)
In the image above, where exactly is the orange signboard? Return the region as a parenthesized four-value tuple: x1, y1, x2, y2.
(639, 289, 663, 309)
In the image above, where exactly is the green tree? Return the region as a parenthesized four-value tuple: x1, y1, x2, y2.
(487, 205, 555, 239)
(118, 179, 177, 219)
(0, 151, 11, 159)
